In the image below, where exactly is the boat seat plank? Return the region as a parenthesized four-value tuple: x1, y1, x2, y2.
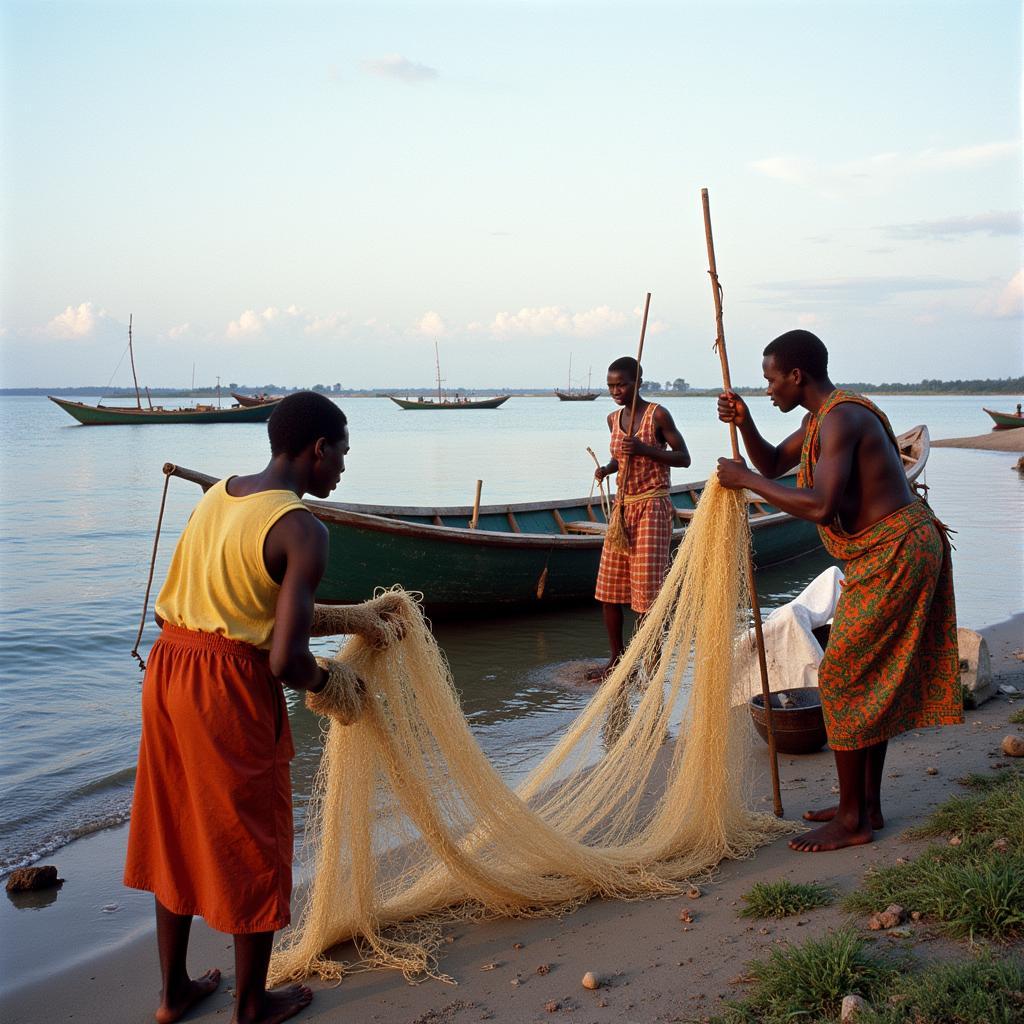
(506, 510, 521, 533)
(551, 508, 569, 535)
(566, 522, 608, 535)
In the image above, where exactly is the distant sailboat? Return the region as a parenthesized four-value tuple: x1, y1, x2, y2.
(389, 341, 510, 410)
(554, 355, 599, 401)
(49, 316, 281, 425)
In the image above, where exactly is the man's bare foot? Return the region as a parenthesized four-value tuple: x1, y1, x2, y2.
(583, 660, 617, 684)
(156, 969, 221, 1024)
(803, 805, 884, 830)
(233, 984, 313, 1024)
(789, 819, 873, 853)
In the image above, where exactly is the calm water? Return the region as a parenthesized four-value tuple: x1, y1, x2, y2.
(0, 393, 1021, 874)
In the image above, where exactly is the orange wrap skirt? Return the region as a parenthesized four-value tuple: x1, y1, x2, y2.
(124, 624, 295, 934)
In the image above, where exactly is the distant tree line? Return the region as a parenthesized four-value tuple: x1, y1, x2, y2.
(5, 375, 1022, 397)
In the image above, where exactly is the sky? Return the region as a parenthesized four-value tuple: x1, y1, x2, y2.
(1, 0, 1021, 390)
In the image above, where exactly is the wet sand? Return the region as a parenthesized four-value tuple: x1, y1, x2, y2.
(2, 614, 1022, 1024)
(933, 429, 1024, 451)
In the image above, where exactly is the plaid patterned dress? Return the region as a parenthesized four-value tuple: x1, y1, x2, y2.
(800, 390, 962, 750)
(595, 403, 674, 612)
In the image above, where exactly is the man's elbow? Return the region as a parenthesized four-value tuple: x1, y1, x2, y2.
(270, 648, 305, 682)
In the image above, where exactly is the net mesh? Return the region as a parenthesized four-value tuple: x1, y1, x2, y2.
(270, 476, 796, 985)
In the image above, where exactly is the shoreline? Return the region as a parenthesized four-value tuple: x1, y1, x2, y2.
(932, 430, 1024, 452)
(2, 613, 1022, 1023)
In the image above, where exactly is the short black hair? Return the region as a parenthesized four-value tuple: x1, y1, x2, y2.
(268, 391, 348, 457)
(608, 356, 642, 380)
(763, 330, 828, 381)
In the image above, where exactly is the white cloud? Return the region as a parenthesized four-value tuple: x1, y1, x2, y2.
(167, 323, 191, 339)
(751, 140, 1020, 196)
(885, 210, 1022, 241)
(414, 310, 447, 337)
(487, 304, 629, 338)
(361, 54, 438, 83)
(305, 312, 350, 336)
(796, 313, 824, 328)
(226, 309, 266, 338)
(975, 270, 1024, 320)
(226, 304, 354, 341)
(46, 301, 104, 338)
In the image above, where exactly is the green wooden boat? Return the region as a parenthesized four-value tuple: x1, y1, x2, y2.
(163, 425, 929, 615)
(983, 406, 1024, 430)
(49, 395, 281, 425)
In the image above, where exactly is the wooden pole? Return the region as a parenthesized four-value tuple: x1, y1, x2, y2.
(701, 187, 784, 819)
(625, 292, 652, 438)
(469, 479, 483, 529)
(127, 314, 142, 410)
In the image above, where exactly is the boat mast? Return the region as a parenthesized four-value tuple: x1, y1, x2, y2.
(127, 314, 142, 409)
(434, 340, 443, 403)
(567, 353, 572, 393)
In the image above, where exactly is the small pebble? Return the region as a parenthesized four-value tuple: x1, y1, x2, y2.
(678, 908, 694, 924)
(948, 835, 962, 847)
(581, 971, 600, 990)
(926, 767, 938, 775)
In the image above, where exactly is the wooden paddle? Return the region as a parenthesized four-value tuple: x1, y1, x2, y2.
(701, 187, 784, 818)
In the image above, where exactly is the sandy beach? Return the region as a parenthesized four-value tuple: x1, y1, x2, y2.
(2, 614, 1021, 1024)
(932, 429, 1024, 452)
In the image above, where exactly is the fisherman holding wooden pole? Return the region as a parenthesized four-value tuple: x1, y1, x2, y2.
(587, 294, 692, 682)
(708, 193, 962, 849)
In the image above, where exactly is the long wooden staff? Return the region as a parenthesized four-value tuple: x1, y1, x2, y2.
(701, 188, 783, 818)
(604, 292, 652, 553)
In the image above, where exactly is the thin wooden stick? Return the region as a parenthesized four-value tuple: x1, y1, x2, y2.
(701, 187, 783, 819)
(614, 292, 652, 495)
(469, 480, 483, 529)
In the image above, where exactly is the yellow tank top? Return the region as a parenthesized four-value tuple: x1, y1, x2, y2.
(155, 479, 308, 649)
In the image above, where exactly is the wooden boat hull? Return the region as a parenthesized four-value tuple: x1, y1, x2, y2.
(554, 391, 600, 401)
(231, 392, 282, 407)
(48, 396, 281, 425)
(165, 426, 928, 615)
(983, 407, 1024, 430)
(388, 395, 510, 410)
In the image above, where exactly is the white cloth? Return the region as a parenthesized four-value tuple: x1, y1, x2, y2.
(735, 566, 844, 702)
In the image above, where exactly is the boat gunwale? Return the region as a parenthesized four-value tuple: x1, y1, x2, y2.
(163, 424, 927, 551)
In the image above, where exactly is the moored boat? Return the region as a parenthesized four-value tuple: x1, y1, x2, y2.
(163, 425, 928, 615)
(389, 394, 510, 410)
(49, 396, 281, 425)
(554, 390, 599, 402)
(983, 406, 1024, 430)
(48, 316, 281, 425)
(231, 391, 283, 407)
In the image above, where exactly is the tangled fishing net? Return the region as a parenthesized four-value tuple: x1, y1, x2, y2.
(270, 476, 796, 985)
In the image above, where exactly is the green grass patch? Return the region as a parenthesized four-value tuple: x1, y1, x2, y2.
(713, 941, 1024, 1024)
(713, 928, 895, 1023)
(739, 880, 834, 919)
(861, 951, 1024, 1023)
(1009, 707, 1024, 725)
(844, 772, 1024, 942)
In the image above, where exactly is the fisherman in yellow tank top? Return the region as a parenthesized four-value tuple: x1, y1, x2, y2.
(124, 392, 403, 1024)
(589, 356, 691, 681)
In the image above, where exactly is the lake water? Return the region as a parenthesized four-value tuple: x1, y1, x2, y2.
(0, 393, 1021, 876)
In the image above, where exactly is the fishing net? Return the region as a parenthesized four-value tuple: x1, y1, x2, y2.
(269, 476, 796, 985)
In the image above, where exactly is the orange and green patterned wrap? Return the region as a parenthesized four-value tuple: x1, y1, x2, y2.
(799, 390, 962, 751)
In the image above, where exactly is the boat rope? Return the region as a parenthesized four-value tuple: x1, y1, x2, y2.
(130, 465, 173, 671)
(99, 339, 133, 407)
(585, 446, 611, 521)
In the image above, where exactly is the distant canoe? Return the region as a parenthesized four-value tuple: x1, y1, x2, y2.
(164, 425, 930, 615)
(231, 392, 283, 407)
(389, 395, 510, 410)
(48, 396, 281, 426)
(554, 391, 600, 402)
(983, 407, 1024, 430)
